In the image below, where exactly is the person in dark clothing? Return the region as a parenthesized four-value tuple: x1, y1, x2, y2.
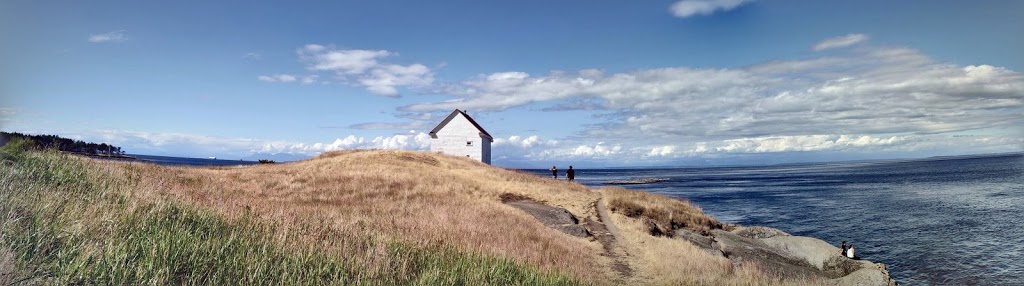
(566, 166, 575, 181)
(840, 241, 848, 256)
(550, 166, 558, 179)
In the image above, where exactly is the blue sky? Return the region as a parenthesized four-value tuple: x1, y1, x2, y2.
(2, 0, 1022, 167)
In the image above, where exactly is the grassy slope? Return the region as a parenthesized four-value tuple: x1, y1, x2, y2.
(1, 146, 804, 285)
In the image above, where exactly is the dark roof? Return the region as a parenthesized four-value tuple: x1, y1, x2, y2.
(429, 109, 493, 141)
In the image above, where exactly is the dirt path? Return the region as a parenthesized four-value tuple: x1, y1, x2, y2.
(588, 197, 632, 278)
(502, 193, 634, 279)
(595, 198, 622, 242)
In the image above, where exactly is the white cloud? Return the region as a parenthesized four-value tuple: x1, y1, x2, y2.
(300, 75, 319, 84)
(300, 45, 392, 74)
(36, 129, 435, 159)
(647, 145, 676, 157)
(348, 121, 428, 130)
(711, 134, 908, 153)
(358, 64, 433, 96)
(490, 133, 1021, 165)
(257, 74, 318, 84)
(295, 44, 434, 96)
(257, 74, 297, 82)
(88, 30, 126, 43)
(257, 133, 432, 155)
(403, 45, 1024, 144)
(494, 135, 558, 149)
(812, 34, 869, 51)
(670, 0, 754, 18)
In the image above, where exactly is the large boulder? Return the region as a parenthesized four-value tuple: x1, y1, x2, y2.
(831, 263, 899, 286)
(822, 254, 868, 278)
(761, 235, 840, 271)
(710, 230, 825, 280)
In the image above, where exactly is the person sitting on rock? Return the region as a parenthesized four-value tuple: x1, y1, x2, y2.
(847, 244, 857, 259)
(840, 241, 848, 256)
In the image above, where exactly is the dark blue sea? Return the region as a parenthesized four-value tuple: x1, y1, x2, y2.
(527, 153, 1024, 285)
(129, 154, 260, 167)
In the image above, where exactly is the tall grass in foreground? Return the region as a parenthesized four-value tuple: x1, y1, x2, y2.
(0, 148, 582, 285)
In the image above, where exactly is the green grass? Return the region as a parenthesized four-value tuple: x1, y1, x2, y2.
(0, 148, 583, 285)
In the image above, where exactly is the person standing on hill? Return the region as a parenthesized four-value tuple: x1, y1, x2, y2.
(550, 166, 558, 179)
(567, 165, 575, 182)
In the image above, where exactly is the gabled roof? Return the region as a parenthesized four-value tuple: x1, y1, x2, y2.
(429, 109, 493, 141)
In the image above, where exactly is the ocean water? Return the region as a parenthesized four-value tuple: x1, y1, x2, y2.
(526, 153, 1024, 285)
(130, 154, 260, 166)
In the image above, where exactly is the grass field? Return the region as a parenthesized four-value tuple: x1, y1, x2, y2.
(0, 145, 580, 285)
(1, 140, 810, 285)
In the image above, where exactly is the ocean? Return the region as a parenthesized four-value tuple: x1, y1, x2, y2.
(525, 153, 1024, 285)
(129, 154, 261, 166)
(134, 152, 1023, 285)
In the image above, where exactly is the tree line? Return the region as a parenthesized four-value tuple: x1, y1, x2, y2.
(0, 131, 125, 155)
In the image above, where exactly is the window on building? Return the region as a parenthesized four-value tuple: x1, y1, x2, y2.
(466, 141, 473, 146)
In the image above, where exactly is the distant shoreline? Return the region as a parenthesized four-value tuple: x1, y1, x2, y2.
(64, 151, 139, 161)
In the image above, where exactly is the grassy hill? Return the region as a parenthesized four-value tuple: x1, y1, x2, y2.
(1, 143, 806, 285)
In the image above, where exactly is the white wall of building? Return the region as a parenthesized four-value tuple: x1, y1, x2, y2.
(430, 114, 492, 164)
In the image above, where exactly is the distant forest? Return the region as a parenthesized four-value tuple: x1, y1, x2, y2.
(0, 131, 125, 155)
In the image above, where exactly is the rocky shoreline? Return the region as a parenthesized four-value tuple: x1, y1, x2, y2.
(504, 194, 898, 286)
(678, 226, 899, 285)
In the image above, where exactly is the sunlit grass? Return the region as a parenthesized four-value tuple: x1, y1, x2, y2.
(0, 148, 581, 285)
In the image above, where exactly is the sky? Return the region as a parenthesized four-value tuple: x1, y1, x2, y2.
(2, 0, 1022, 168)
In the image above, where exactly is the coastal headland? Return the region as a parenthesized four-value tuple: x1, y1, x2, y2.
(0, 147, 897, 285)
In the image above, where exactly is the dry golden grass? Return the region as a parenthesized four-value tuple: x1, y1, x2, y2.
(66, 149, 822, 285)
(604, 187, 728, 235)
(89, 150, 606, 281)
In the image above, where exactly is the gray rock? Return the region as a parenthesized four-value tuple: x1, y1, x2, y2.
(675, 229, 723, 257)
(732, 226, 791, 239)
(761, 235, 839, 271)
(823, 255, 867, 278)
(506, 201, 579, 225)
(505, 200, 590, 238)
(711, 230, 826, 280)
(554, 224, 592, 238)
(831, 263, 899, 286)
(675, 229, 716, 250)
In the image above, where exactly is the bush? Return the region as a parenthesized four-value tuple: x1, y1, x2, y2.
(0, 137, 33, 162)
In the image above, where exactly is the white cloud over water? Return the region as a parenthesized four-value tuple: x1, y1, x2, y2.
(670, 0, 754, 18)
(403, 44, 1024, 145)
(88, 30, 127, 43)
(37, 129, 433, 159)
(812, 34, 869, 51)
(294, 44, 434, 96)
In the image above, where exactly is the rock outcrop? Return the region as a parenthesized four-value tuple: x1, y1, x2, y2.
(504, 199, 591, 238)
(673, 226, 898, 285)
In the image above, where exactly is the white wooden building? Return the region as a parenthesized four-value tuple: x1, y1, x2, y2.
(429, 109, 493, 164)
